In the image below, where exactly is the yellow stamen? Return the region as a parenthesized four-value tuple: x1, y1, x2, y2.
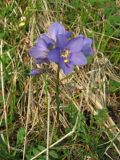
(61, 50, 69, 58)
(64, 59, 69, 63)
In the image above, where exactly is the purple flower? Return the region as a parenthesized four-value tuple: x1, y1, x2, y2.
(29, 22, 93, 76)
(29, 69, 44, 76)
(29, 22, 71, 65)
(48, 34, 93, 75)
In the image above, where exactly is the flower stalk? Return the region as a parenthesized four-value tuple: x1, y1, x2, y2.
(56, 65, 60, 126)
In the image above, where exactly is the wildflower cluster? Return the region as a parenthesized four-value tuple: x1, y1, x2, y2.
(29, 22, 93, 75)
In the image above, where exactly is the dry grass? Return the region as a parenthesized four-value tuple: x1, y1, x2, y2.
(0, 0, 120, 159)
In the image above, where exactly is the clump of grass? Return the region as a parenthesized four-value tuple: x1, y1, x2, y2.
(0, 0, 120, 160)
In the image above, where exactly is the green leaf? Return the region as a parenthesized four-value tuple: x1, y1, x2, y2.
(32, 148, 40, 155)
(49, 150, 58, 159)
(0, 32, 5, 39)
(37, 145, 45, 151)
(17, 127, 25, 144)
(109, 80, 120, 93)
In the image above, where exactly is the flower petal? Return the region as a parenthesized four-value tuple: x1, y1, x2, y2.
(29, 69, 43, 76)
(29, 46, 48, 59)
(56, 34, 68, 49)
(60, 59, 74, 75)
(48, 22, 66, 41)
(82, 38, 93, 56)
(48, 48, 60, 63)
(34, 58, 50, 64)
(70, 52, 87, 66)
(37, 34, 54, 47)
(35, 37, 49, 51)
(66, 37, 84, 53)
(78, 34, 84, 38)
(65, 31, 72, 38)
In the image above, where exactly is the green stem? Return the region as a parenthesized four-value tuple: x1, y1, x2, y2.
(44, 74, 50, 160)
(56, 65, 60, 125)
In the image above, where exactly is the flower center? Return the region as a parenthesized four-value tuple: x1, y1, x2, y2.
(61, 49, 70, 63)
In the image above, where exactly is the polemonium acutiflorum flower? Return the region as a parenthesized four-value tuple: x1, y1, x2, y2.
(48, 34, 93, 75)
(29, 22, 71, 75)
(29, 22, 93, 75)
(29, 22, 71, 65)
